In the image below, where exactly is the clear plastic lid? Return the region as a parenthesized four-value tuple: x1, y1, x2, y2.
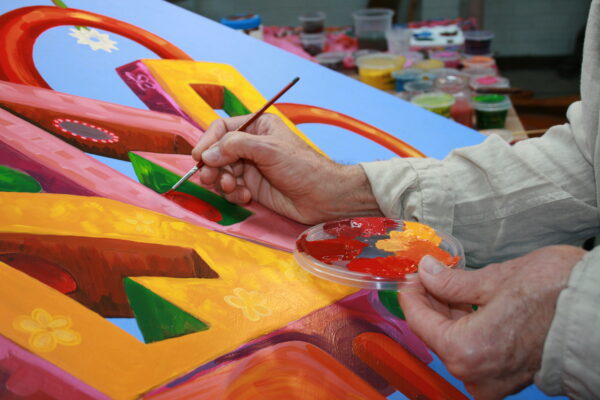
(403, 80, 433, 92)
(294, 218, 465, 291)
(463, 30, 495, 41)
(472, 94, 511, 111)
(412, 92, 455, 109)
(356, 53, 405, 70)
(470, 75, 510, 90)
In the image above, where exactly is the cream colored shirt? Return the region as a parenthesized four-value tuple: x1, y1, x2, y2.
(361, 1, 600, 397)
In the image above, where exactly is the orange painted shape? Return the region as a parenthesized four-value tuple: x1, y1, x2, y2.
(275, 102, 425, 158)
(146, 341, 387, 400)
(353, 332, 469, 400)
(0, 6, 191, 88)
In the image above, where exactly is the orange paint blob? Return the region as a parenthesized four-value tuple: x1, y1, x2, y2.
(163, 190, 222, 222)
(296, 234, 368, 263)
(394, 239, 460, 267)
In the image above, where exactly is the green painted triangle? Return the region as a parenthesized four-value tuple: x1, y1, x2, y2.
(378, 290, 405, 320)
(128, 152, 252, 226)
(223, 87, 251, 117)
(124, 277, 209, 343)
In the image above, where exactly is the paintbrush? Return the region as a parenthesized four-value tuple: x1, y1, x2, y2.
(166, 76, 300, 194)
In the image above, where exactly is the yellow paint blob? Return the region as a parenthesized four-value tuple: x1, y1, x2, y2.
(375, 221, 442, 252)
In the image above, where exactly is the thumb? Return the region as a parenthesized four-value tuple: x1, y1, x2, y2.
(201, 131, 270, 167)
(418, 255, 492, 305)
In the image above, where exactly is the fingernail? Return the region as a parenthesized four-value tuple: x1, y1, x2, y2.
(203, 146, 221, 163)
(419, 255, 445, 275)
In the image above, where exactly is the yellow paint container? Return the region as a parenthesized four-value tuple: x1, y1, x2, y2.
(356, 53, 405, 90)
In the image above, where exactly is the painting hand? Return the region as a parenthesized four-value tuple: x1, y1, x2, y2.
(399, 246, 586, 399)
(192, 114, 382, 224)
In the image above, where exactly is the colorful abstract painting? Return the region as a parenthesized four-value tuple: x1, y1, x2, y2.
(0, 1, 498, 399)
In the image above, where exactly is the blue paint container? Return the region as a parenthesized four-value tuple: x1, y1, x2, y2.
(391, 69, 422, 92)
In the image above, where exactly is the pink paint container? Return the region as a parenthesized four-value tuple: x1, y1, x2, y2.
(430, 50, 461, 68)
(461, 55, 496, 70)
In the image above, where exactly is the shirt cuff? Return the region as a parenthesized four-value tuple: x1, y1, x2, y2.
(535, 247, 600, 397)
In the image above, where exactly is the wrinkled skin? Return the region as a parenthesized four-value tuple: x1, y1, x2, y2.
(400, 246, 587, 399)
(192, 113, 381, 224)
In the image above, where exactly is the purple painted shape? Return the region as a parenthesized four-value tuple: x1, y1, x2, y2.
(149, 290, 431, 397)
(117, 61, 202, 130)
(0, 335, 108, 399)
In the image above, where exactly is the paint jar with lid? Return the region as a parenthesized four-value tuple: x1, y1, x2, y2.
(414, 58, 445, 71)
(463, 30, 494, 55)
(434, 75, 473, 127)
(356, 53, 405, 90)
(299, 11, 326, 33)
(386, 27, 412, 54)
(411, 92, 455, 118)
(429, 50, 461, 68)
(391, 69, 423, 91)
(461, 55, 496, 70)
(353, 8, 394, 51)
(316, 52, 346, 71)
(470, 75, 510, 92)
(300, 32, 327, 56)
(220, 14, 263, 40)
(473, 94, 511, 129)
(403, 80, 433, 99)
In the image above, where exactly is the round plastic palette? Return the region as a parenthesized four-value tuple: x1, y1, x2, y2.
(294, 217, 465, 290)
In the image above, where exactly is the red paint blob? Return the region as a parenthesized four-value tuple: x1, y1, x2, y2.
(323, 217, 397, 238)
(297, 234, 367, 263)
(163, 190, 222, 222)
(348, 256, 418, 279)
(395, 239, 460, 267)
(0, 253, 77, 294)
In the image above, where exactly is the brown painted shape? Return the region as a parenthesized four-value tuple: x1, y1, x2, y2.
(0, 233, 217, 317)
(190, 84, 224, 109)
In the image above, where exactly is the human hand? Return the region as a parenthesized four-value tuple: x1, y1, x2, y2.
(399, 245, 587, 399)
(191, 114, 381, 224)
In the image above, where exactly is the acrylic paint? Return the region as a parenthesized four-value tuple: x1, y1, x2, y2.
(391, 69, 423, 91)
(461, 55, 496, 70)
(163, 190, 222, 222)
(473, 94, 511, 129)
(411, 92, 455, 118)
(429, 50, 461, 68)
(356, 53, 404, 90)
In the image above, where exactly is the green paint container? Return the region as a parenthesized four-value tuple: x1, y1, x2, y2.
(411, 92, 455, 118)
(473, 94, 511, 129)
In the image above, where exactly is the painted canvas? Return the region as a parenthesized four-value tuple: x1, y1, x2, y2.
(0, 1, 552, 399)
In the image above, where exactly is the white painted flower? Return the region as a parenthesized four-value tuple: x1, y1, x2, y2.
(68, 28, 118, 53)
(224, 288, 272, 322)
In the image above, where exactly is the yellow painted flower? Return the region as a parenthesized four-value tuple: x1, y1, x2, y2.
(13, 308, 81, 353)
(224, 288, 272, 322)
(376, 221, 442, 252)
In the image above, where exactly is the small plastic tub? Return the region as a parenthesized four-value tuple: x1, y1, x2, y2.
(300, 32, 327, 56)
(463, 30, 495, 55)
(414, 58, 445, 70)
(470, 75, 510, 91)
(397, 50, 424, 67)
(299, 11, 326, 33)
(353, 8, 394, 51)
(386, 27, 412, 54)
(430, 50, 461, 68)
(356, 53, 405, 90)
(411, 92, 456, 118)
(391, 69, 423, 91)
(403, 80, 433, 99)
(473, 94, 511, 129)
(462, 67, 497, 77)
(461, 55, 496, 70)
(434, 74, 469, 94)
(316, 52, 346, 71)
(294, 218, 465, 291)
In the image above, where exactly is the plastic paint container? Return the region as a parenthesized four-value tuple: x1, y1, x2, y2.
(462, 67, 497, 77)
(473, 94, 511, 129)
(353, 8, 394, 51)
(300, 32, 326, 55)
(414, 58, 445, 70)
(463, 30, 495, 55)
(397, 50, 424, 67)
(470, 75, 510, 91)
(316, 52, 346, 71)
(461, 55, 496, 70)
(411, 92, 455, 117)
(356, 53, 405, 90)
(220, 14, 263, 39)
(294, 218, 465, 291)
(299, 11, 326, 33)
(391, 69, 423, 91)
(386, 27, 412, 54)
(430, 50, 461, 68)
(403, 80, 433, 98)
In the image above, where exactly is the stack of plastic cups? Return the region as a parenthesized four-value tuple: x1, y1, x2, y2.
(353, 8, 394, 51)
(386, 27, 412, 54)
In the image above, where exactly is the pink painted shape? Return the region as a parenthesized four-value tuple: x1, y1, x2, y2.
(116, 61, 203, 130)
(134, 151, 308, 252)
(0, 335, 108, 399)
(0, 80, 202, 148)
(0, 109, 225, 230)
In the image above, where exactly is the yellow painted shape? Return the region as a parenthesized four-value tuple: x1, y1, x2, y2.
(375, 221, 442, 252)
(139, 59, 324, 154)
(0, 192, 356, 399)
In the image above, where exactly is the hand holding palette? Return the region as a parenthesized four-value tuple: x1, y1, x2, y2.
(294, 218, 465, 290)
